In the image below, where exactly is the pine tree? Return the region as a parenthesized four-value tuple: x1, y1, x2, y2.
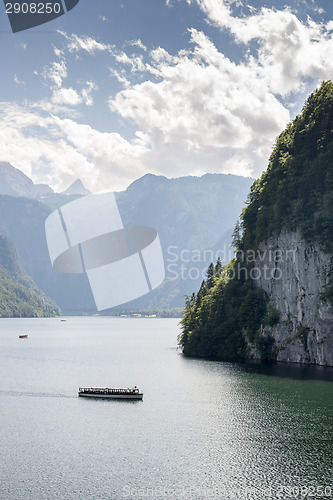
(206, 263, 215, 289)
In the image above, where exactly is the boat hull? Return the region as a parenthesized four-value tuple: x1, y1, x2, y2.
(78, 393, 143, 400)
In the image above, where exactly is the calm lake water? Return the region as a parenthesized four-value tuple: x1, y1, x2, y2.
(0, 317, 332, 500)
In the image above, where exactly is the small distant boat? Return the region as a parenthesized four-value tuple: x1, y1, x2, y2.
(61, 319, 66, 322)
(78, 387, 143, 400)
(19, 334, 28, 339)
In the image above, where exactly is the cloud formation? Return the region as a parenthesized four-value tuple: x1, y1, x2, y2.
(190, 0, 333, 95)
(0, 0, 332, 191)
(108, 28, 290, 177)
(59, 31, 114, 54)
(0, 103, 148, 192)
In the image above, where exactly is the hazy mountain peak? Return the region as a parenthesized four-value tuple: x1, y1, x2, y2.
(62, 179, 91, 196)
(0, 161, 54, 197)
(0, 161, 35, 196)
(126, 173, 168, 191)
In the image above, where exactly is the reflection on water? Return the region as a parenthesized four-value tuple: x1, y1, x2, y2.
(0, 317, 332, 500)
(237, 359, 333, 382)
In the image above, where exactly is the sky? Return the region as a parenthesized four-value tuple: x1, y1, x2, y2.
(0, 0, 333, 192)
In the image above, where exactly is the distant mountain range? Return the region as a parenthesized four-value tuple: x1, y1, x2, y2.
(0, 162, 254, 313)
(117, 172, 252, 252)
(0, 161, 90, 202)
(115, 173, 252, 310)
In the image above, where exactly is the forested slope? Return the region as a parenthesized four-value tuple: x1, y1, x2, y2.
(178, 81, 333, 365)
(0, 234, 60, 317)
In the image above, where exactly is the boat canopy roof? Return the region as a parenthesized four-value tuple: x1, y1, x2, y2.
(79, 387, 141, 394)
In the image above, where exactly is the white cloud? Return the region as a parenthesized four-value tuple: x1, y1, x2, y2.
(109, 68, 130, 88)
(127, 39, 147, 51)
(14, 75, 25, 85)
(53, 45, 64, 58)
(51, 87, 82, 106)
(44, 59, 67, 88)
(190, 1, 333, 96)
(58, 31, 114, 54)
(100, 1, 333, 179)
(99, 15, 111, 23)
(2, 1, 333, 191)
(0, 103, 149, 192)
(0, 103, 91, 189)
(115, 51, 146, 72)
(150, 47, 173, 64)
(52, 117, 149, 188)
(81, 81, 98, 106)
(108, 29, 290, 177)
(41, 47, 98, 111)
(188, 0, 232, 28)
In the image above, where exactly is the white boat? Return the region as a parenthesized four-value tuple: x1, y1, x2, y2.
(78, 387, 143, 400)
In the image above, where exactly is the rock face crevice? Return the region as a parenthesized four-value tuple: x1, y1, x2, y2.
(252, 231, 333, 366)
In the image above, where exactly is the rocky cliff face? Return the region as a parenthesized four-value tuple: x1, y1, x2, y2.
(251, 230, 333, 366)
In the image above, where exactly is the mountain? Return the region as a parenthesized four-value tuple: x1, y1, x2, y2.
(118, 228, 234, 311)
(178, 81, 333, 366)
(0, 162, 87, 210)
(108, 173, 253, 310)
(0, 170, 253, 313)
(37, 178, 89, 211)
(61, 179, 90, 196)
(0, 234, 60, 317)
(117, 173, 253, 252)
(0, 195, 96, 314)
(0, 161, 54, 197)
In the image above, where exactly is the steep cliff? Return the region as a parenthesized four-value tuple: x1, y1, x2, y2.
(179, 81, 333, 366)
(250, 231, 333, 365)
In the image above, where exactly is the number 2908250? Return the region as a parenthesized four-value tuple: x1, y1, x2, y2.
(5, 3, 62, 14)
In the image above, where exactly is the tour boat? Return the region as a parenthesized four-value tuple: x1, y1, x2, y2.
(18, 334, 28, 338)
(78, 387, 143, 400)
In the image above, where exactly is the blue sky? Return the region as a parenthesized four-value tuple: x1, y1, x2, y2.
(0, 0, 332, 191)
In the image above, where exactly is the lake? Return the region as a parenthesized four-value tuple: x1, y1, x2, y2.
(0, 317, 332, 499)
